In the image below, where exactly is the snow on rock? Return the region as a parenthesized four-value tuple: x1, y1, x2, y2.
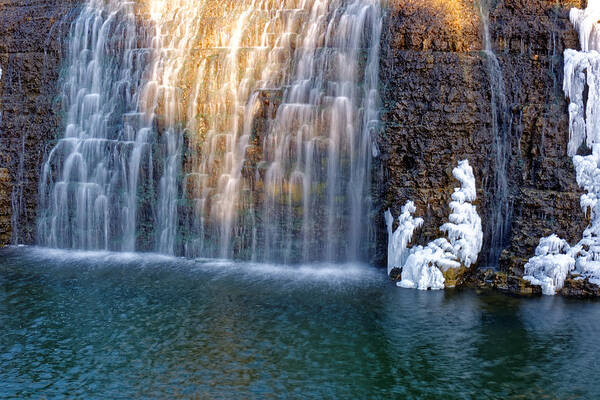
(385, 160, 482, 291)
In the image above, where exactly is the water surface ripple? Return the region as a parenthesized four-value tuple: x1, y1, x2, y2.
(1, 247, 599, 399)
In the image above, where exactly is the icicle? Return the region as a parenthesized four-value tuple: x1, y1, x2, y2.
(526, 0, 600, 294)
(385, 160, 482, 291)
(385, 202, 424, 276)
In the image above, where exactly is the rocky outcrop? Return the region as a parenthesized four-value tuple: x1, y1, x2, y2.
(0, 0, 80, 246)
(471, 269, 543, 296)
(376, 0, 588, 281)
(493, 0, 587, 275)
(560, 277, 600, 298)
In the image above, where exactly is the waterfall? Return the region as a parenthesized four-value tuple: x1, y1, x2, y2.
(10, 130, 25, 245)
(478, 0, 511, 268)
(37, 0, 382, 263)
(180, 0, 382, 262)
(37, 0, 155, 251)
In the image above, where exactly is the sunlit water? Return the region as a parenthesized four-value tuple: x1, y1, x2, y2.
(1, 246, 599, 399)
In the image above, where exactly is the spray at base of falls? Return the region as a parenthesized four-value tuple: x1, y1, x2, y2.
(478, 0, 512, 269)
(37, 0, 382, 263)
(525, 1, 600, 295)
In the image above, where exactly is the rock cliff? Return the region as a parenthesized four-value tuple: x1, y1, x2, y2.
(376, 0, 588, 277)
(0, 0, 80, 245)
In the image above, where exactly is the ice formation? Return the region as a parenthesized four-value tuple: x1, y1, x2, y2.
(569, 0, 600, 53)
(524, 235, 575, 295)
(440, 160, 483, 269)
(525, 1, 600, 294)
(385, 160, 483, 291)
(562, 49, 600, 156)
(397, 240, 448, 291)
(525, 148, 600, 294)
(570, 150, 600, 287)
(384, 202, 424, 276)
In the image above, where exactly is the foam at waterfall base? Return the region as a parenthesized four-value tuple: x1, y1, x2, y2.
(19, 246, 180, 266)
(11, 247, 381, 286)
(195, 259, 382, 284)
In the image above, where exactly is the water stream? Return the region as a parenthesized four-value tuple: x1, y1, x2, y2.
(37, 0, 155, 251)
(37, 0, 382, 263)
(478, 0, 512, 268)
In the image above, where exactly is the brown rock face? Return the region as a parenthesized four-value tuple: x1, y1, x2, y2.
(0, 0, 80, 246)
(471, 269, 543, 296)
(0, 167, 10, 244)
(375, 0, 588, 274)
(560, 277, 600, 298)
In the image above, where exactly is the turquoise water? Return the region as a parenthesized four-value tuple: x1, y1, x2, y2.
(1, 246, 599, 399)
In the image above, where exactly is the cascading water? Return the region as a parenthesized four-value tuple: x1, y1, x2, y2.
(478, 0, 511, 268)
(180, 0, 382, 262)
(37, 0, 155, 251)
(38, 0, 382, 263)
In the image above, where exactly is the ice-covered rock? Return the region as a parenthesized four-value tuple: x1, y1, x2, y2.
(384, 201, 424, 276)
(525, 149, 600, 294)
(524, 235, 575, 295)
(568, 149, 600, 285)
(527, 1, 600, 295)
(398, 240, 452, 291)
(569, 0, 600, 53)
(385, 160, 482, 290)
(440, 160, 483, 268)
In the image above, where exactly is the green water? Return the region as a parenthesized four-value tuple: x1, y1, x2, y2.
(0, 246, 598, 399)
